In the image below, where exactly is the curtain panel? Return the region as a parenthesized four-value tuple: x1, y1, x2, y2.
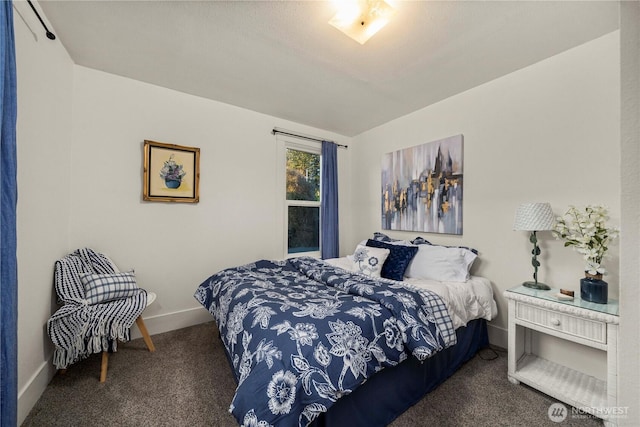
(1, 1, 18, 425)
(320, 141, 339, 259)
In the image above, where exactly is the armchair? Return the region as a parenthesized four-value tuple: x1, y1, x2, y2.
(47, 248, 155, 382)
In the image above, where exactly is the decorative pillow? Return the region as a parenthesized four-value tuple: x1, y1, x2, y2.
(366, 239, 418, 281)
(410, 237, 478, 255)
(81, 270, 140, 305)
(372, 232, 401, 242)
(405, 244, 477, 282)
(357, 236, 410, 248)
(347, 245, 390, 278)
(410, 236, 431, 245)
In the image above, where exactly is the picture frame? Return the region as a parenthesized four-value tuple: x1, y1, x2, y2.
(381, 134, 463, 234)
(143, 140, 200, 203)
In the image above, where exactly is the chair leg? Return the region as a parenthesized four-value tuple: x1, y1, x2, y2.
(100, 351, 109, 383)
(135, 316, 155, 352)
(99, 317, 153, 383)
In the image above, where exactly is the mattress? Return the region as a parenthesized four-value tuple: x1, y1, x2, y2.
(325, 256, 497, 329)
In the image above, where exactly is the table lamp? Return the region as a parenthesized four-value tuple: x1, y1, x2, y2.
(513, 202, 555, 290)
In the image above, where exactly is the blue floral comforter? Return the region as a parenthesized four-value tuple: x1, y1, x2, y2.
(194, 257, 456, 427)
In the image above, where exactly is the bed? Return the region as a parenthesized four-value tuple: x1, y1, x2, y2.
(194, 236, 497, 427)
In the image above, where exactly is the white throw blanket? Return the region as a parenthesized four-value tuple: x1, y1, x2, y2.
(47, 248, 147, 369)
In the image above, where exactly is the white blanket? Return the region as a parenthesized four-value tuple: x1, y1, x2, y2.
(325, 257, 497, 329)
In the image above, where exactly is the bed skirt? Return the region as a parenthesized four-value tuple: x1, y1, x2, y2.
(309, 318, 489, 427)
(219, 318, 488, 426)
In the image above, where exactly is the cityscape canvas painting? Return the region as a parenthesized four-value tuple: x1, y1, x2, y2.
(381, 135, 463, 234)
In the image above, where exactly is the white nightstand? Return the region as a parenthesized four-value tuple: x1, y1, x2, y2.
(504, 286, 619, 426)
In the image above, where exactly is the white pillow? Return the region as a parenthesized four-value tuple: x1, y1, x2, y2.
(405, 244, 477, 282)
(347, 245, 390, 278)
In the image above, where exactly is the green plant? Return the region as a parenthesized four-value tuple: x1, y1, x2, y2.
(553, 205, 619, 275)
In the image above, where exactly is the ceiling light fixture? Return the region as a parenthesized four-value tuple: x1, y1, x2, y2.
(329, 0, 397, 45)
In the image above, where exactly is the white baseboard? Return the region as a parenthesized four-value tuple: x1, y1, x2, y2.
(18, 360, 57, 426)
(487, 322, 507, 350)
(18, 307, 213, 426)
(129, 306, 213, 340)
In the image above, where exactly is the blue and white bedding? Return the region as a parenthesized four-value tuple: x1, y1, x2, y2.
(194, 257, 457, 427)
(325, 257, 497, 329)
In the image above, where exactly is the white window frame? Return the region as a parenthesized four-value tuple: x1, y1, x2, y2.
(277, 136, 322, 259)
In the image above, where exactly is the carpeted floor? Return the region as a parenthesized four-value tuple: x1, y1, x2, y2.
(22, 322, 602, 427)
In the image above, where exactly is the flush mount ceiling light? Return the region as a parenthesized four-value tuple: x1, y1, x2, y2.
(329, 0, 397, 45)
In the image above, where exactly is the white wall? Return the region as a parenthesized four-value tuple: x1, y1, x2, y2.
(15, 8, 352, 424)
(618, 1, 640, 424)
(13, 1, 75, 423)
(349, 32, 621, 349)
(68, 66, 352, 331)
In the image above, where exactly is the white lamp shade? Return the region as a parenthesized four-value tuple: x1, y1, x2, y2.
(513, 202, 555, 231)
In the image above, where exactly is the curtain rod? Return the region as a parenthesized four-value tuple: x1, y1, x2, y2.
(271, 128, 348, 149)
(27, 0, 56, 40)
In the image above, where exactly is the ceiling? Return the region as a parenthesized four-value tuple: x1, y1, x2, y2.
(38, 1, 619, 137)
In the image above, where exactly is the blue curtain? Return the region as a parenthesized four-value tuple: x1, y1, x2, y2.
(0, 1, 18, 426)
(321, 141, 339, 259)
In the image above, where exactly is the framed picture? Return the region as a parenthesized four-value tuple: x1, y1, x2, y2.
(381, 134, 463, 234)
(143, 140, 200, 203)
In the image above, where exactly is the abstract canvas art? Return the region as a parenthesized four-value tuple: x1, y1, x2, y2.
(381, 135, 463, 234)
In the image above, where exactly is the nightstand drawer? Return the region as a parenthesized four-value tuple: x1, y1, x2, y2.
(515, 302, 607, 344)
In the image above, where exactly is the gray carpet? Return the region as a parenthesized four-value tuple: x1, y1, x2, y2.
(23, 322, 602, 427)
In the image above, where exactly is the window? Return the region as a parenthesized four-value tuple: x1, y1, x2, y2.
(285, 144, 321, 257)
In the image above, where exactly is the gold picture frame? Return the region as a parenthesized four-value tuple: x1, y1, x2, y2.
(143, 140, 200, 203)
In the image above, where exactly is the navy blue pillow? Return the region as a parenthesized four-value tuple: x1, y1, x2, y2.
(366, 239, 418, 281)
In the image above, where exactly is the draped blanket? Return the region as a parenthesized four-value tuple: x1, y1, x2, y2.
(47, 248, 147, 369)
(194, 257, 456, 427)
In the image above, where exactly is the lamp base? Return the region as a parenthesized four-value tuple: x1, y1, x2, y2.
(522, 281, 551, 290)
